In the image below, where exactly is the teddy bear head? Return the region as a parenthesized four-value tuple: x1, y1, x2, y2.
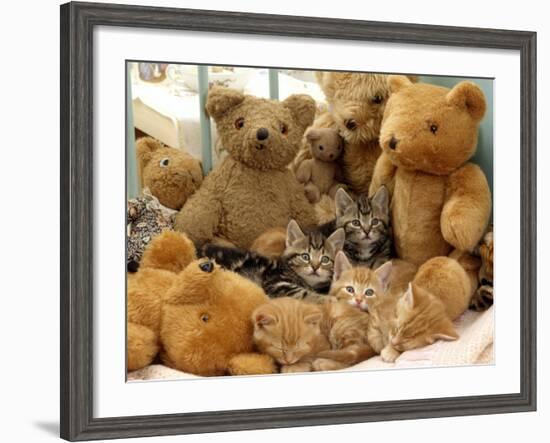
(305, 127, 343, 162)
(380, 75, 486, 175)
(316, 72, 403, 145)
(160, 256, 269, 376)
(206, 87, 316, 170)
(136, 137, 203, 210)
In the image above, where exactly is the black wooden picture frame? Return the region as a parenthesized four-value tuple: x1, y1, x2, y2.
(60, 1, 537, 441)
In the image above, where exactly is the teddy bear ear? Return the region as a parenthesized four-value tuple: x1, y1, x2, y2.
(446, 81, 487, 122)
(388, 75, 414, 94)
(205, 86, 246, 120)
(282, 94, 316, 131)
(305, 128, 321, 142)
(135, 137, 162, 167)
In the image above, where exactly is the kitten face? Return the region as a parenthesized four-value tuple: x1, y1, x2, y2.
(334, 187, 390, 250)
(283, 220, 345, 288)
(390, 283, 458, 351)
(253, 298, 323, 365)
(330, 252, 385, 311)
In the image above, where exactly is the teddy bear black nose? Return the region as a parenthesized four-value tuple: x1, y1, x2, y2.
(389, 136, 399, 150)
(199, 261, 214, 273)
(256, 127, 269, 141)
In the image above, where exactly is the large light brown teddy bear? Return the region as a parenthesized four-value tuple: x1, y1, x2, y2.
(294, 72, 416, 195)
(369, 75, 491, 299)
(174, 87, 318, 248)
(127, 230, 276, 376)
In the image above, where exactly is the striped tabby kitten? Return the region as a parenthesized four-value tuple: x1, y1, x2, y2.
(201, 219, 345, 303)
(320, 186, 392, 268)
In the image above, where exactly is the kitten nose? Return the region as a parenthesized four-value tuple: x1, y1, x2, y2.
(388, 136, 398, 150)
(355, 297, 362, 304)
(256, 127, 269, 141)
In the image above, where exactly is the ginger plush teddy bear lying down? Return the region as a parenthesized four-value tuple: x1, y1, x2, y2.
(127, 230, 276, 376)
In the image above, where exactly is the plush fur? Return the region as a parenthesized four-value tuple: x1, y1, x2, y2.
(369, 76, 491, 309)
(293, 73, 417, 195)
(295, 127, 344, 203)
(174, 87, 318, 248)
(127, 230, 276, 376)
(136, 137, 203, 210)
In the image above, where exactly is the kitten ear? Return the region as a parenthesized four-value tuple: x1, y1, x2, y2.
(253, 311, 275, 328)
(371, 185, 390, 215)
(333, 251, 352, 281)
(335, 188, 354, 218)
(303, 309, 322, 326)
(400, 282, 415, 309)
(326, 228, 345, 254)
(286, 219, 306, 248)
(432, 321, 459, 342)
(374, 260, 393, 293)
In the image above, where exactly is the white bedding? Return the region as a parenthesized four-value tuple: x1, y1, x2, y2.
(128, 306, 494, 381)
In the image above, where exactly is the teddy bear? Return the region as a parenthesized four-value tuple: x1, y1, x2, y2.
(174, 86, 318, 249)
(127, 137, 203, 271)
(127, 230, 276, 376)
(369, 75, 491, 300)
(295, 127, 345, 203)
(293, 73, 417, 195)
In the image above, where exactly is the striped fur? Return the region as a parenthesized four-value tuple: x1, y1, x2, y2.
(200, 220, 345, 303)
(320, 186, 392, 268)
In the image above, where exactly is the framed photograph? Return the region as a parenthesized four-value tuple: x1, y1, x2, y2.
(60, 1, 536, 441)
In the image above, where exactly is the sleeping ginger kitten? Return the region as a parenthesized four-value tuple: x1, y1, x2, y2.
(253, 297, 374, 373)
(330, 252, 468, 362)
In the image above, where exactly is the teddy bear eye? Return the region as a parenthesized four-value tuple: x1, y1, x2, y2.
(280, 123, 288, 135)
(159, 158, 170, 168)
(235, 117, 245, 129)
(319, 145, 324, 151)
(345, 119, 358, 130)
(200, 313, 209, 323)
(371, 95, 384, 104)
(430, 124, 438, 134)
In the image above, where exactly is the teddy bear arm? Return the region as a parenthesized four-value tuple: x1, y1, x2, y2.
(227, 353, 277, 375)
(173, 182, 223, 246)
(289, 182, 318, 229)
(441, 163, 492, 251)
(368, 152, 396, 197)
(295, 160, 313, 183)
(127, 322, 159, 371)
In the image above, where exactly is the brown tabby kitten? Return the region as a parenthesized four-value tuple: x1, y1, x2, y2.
(361, 259, 465, 363)
(470, 225, 494, 311)
(253, 298, 330, 373)
(253, 297, 374, 373)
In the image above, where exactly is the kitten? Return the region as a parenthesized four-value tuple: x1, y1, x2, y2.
(359, 259, 462, 363)
(252, 297, 374, 373)
(470, 225, 494, 311)
(320, 186, 392, 268)
(201, 220, 345, 303)
(252, 298, 330, 373)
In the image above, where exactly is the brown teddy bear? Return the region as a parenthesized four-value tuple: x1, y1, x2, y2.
(295, 127, 344, 203)
(369, 75, 491, 300)
(174, 87, 318, 249)
(127, 230, 276, 376)
(294, 72, 416, 195)
(127, 137, 203, 271)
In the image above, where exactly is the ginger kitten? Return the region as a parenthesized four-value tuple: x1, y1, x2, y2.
(253, 297, 374, 373)
(358, 257, 469, 363)
(252, 298, 330, 373)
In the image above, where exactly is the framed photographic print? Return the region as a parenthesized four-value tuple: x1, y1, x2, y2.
(60, 1, 537, 441)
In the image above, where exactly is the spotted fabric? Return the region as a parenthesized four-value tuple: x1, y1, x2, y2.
(127, 192, 176, 272)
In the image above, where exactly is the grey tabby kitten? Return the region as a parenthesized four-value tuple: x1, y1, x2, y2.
(320, 186, 392, 268)
(200, 220, 345, 303)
